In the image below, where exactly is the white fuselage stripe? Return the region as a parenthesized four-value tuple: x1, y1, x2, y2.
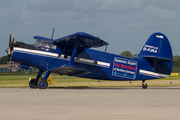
(13, 47, 110, 68)
(139, 69, 169, 78)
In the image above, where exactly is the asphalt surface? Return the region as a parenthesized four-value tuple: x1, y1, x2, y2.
(0, 87, 180, 120)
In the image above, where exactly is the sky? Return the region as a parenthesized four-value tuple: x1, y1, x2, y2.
(0, 0, 180, 57)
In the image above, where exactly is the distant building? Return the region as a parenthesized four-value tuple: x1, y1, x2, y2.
(0, 61, 38, 72)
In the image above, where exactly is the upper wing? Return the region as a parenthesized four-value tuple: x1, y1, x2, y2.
(53, 32, 109, 50)
(33, 36, 53, 41)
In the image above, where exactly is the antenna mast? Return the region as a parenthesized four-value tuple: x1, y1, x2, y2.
(51, 27, 55, 41)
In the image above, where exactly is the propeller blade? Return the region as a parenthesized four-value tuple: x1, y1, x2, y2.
(12, 35, 15, 44)
(7, 32, 15, 62)
(9, 32, 12, 47)
(10, 35, 15, 51)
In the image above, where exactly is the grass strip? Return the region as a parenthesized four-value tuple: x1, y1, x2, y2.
(0, 74, 179, 88)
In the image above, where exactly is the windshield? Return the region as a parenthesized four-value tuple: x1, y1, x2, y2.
(34, 40, 56, 51)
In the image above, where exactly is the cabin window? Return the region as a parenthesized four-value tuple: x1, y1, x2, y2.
(34, 40, 56, 51)
(64, 55, 68, 59)
(75, 57, 80, 62)
(94, 60, 97, 64)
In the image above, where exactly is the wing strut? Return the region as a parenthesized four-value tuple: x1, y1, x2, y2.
(50, 43, 91, 76)
(69, 44, 79, 65)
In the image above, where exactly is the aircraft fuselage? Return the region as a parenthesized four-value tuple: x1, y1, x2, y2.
(11, 46, 168, 81)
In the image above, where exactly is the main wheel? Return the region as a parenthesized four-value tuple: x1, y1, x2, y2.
(37, 79, 48, 89)
(29, 79, 37, 89)
(142, 83, 148, 89)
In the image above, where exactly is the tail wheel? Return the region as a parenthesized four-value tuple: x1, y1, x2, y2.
(29, 79, 37, 89)
(142, 80, 148, 89)
(38, 79, 48, 89)
(142, 83, 148, 89)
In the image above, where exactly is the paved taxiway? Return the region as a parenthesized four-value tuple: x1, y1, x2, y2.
(0, 87, 180, 120)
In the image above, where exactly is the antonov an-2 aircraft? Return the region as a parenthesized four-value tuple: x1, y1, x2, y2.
(6, 30, 173, 89)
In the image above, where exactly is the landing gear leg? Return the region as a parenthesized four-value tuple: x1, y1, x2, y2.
(142, 80, 148, 89)
(37, 70, 51, 89)
(29, 69, 44, 89)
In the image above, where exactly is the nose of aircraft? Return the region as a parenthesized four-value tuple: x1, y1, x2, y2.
(6, 32, 15, 61)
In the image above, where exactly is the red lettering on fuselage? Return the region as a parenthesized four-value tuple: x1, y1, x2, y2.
(121, 64, 136, 71)
(115, 63, 120, 67)
(115, 63, 136, 71)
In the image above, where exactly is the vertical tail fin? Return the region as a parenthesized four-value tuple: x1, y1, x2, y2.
(136, 33, 172, 59)
(136, 33, 173, 78)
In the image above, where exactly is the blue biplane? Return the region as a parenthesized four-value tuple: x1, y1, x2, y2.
(6, 30, 173, 89)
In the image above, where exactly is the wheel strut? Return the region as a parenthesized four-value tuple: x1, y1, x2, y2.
(37, 70, 51, 89)
(29, 69, 44, 89)
(29, 69, 51, 89)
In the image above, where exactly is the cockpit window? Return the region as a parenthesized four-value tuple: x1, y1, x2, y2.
(34, 41, 43, 47)
(34, 40, 56, 51)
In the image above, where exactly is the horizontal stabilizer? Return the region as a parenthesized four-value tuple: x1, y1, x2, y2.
(51, 64, 91, 76)
(143, 55, 173, 77)
(143, 56, 174, 62)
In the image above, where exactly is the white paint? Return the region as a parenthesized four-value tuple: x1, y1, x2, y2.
(13, 47, 110, 68)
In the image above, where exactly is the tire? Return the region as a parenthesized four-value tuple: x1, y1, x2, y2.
(142, 83, 148, 89)
(29, 79, 37, 89)
(145, 84, 148, 88)
(38, 79, 48, 89)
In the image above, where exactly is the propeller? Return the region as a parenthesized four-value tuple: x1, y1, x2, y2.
(7, 32, 15, 61)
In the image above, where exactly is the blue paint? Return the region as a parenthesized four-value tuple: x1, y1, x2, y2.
(40, 82, 46, 87)
(69, 45, 78, 65)
(8, 32, 173, 87)
(20, 65, 29, 70)
(44, 70, 50, 80)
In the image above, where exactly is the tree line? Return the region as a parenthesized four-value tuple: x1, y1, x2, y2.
(0, 56, 8, 64)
